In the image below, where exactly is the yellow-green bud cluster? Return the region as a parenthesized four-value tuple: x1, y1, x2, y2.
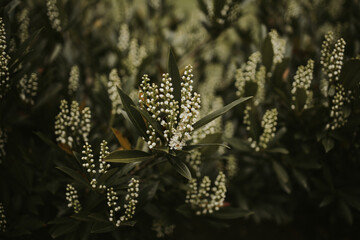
(118, 24, 130, 52)
(269, 29, 286, 65)
(99, 140, 110, 174)
(81, 142, 96, 174)
(0, 202, 6, 232)
(186, 150, 202, 177)
(107, 178, 139, 227)
(243, 105, 252, 132)
(107, 69, 122, 115)
(0, 128, 7, 164)
(326, 85, 350, 130)
(0, 17, 10, 100)
(46, 0, 62, 32)
(66, 184, 81, 213)
(185, 172, 227, 215)
(139, 65, 201, 150)
(152, 219, 175, 238)
(18, 73, 38, 105)
(68, 65, 79, 95)
(291, 59, 314, 110)
(320, 32, 346, 85)
(17, 8, 29, 43)
(126, 38, 147, 75)
(235, 52, 265, 105)
(54, 100, 91, 147)
(225, 155, 238, 178)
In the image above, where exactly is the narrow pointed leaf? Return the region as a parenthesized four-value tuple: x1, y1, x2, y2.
(211, 208, 254, 219)
(193, 96, 252, 130)
(132, 106, 164, 138)
(167, 155, 192, 180)
(105, 150, 153, 163)
(168, 49, 182, 111)
(56, 166, 89, 187)
(272, 161, 288, 183)
(118, 88, 148, 140)
(111, 128, 131, 150)
(183, 143, 230, 151)
(261, 35, 274, 72)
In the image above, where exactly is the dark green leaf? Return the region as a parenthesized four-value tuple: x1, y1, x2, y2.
(50, 222, 79, 238)
(167, 155, 192, 180)
(193, 97, 252, 130)
(183, 143, 230, 151)
(267, 147, 289, 154)
(211, 208, 254, 219)
(340, 59, 360, 90)
(90, 222, 115, 233)
(292, 169, 309, 190)
(56, 166, 89, 187)
(322, 137, 334, 153)
(319, 195, 334, 208)
(224, 137, 251, 152)
(132, 106, 164, 138)
(272, 161, 288, 184)
(295, 88, 307, 111)
(118, 88, 148, 140)
(261, 35, 274, 72)
(105, 150, 153, 163)
(168, 49, 182, 112)
(339, 200, 353, 225)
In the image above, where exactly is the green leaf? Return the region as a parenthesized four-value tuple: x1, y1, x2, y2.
(339, 200, 353, 225)
(90, 222, 115, 233)
(267, 147, 289, 154)
(34, 131, 59, 150)
(261, 35, 274, 72)
(224, 137, 251, 152)
(56, 166, 89, 187)
(132, 106, 164, 138)
(183, 143, 230, 151)
(118, 88, 148, 140)
(322, 136, 334, 153)
(211, 208, 254, 219)
(272, 161, 288, 184)
(50, 221, 79, 238)
(168, 49, 182, 112)
(167, 155, 192, 180)
(292, 169, 309, 190)
(295, 88, 307, 111)
(339, 59, 360, 90)
(193, 96, 252, 130)
(319, 195, 334, 208)
(105, 150, 153, 163)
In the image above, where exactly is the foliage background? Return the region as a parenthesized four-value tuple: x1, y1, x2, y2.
(1, 0, 360, 239)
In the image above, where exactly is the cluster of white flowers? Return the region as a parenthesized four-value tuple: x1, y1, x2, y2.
(247, 108, 278, 152)
(320, 32, 346, 85)
(68, 65, 79, 95)
(0, 17, 10, 100)
(81, 140, 110, 189)
(17, 8, 30, 43)
(0, 128, 7, 164)
(243, 105, 252, 132)
(326, 85, 351, 130)
(46, 0, 62, 32)
(225, 155, 238, 178)
(66, 184, 81, 213)
(187, 150, 202, 177)
(107, 69, 122, 115)
(139, 65, 201, 150)
(203, 0, 241, 25)
(185, 172, 227, 215)
(152, 219, 175, 238)
(235, 52, 266, 105)
(107, 178, 139, 227)
(118, 24, 130, 52)
(291, 59, 314, 110)
(269, 29, 286, 66)
(18, 73, 38, 105)
(54, 100, 91, 147)
(126, 38, 147, 75)
(0, 202, 6, 232)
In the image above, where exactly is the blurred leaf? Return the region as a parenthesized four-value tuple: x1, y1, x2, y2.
(322, 137, 334, 153)
(90, 222, 115, 233)
(261, 35, 274, 72)
(193, 97, 252, 130)
(133, 106, 165, 138)
(224, 137, 251, 152)
(118, 88, 148, 140)
(292, 169, 309, 190)
(105, 150, 153, 163)
(58, 143, 73, 155)
(168, 48, 182, 115)
(295, 88, 307, 111)
(183, 143, 230, 151)
(167, 155, 192, 180)
(319, 195, 334, 208)
(339, 200, 353, 225)
(340, 59, 360, 90)
(111, 128, 131, 150)
(267, 148, 289, 154)
(56, 166, 89, 187)
(50, 221, 79, 238)
(211, 208, 254, 219)
(272, 161, 288, 184)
